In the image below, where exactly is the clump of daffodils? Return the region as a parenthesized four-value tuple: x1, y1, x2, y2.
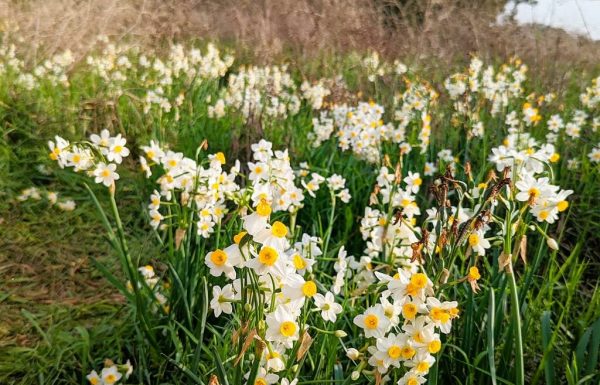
(86, 359, 133, 385)
(445, 56, 527, 116)
(139, 140, 239, 235)
(489, 132, 571, 223)
(47, 129, 131, 187)
(209, 65, 301, 122)
(16, 187, 76, 211)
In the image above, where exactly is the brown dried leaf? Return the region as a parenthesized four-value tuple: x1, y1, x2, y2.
(296, 330, 313, 361)
(175, 228, 186, 250)
(519, 235, 527, 265)
(234, 328, 257, 366)
(499, 252, 512, 273)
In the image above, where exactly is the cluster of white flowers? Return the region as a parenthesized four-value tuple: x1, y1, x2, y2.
(393, 80, 438, 153)
(489, 133, 571, 223)
(445, 56, 527, 116)
(301, 80, 331, 110)
(16, 187, 76, 211)
(209, 65, 301, 122)
(360, 167, 422, 273)
(86, 359, 133, 385)
(351, 268, 456, 384)
(85, 38, 136, 88)
(328, 102, 395, 163)
(206, 183, 343, 385)
(295, 163, 351, 203)
(140, 43, 233, 115)
(580, 76, 600, 109)
(139, 141, 239, 236)
(2, 43, 75, 90)
(127, 265, 170, 314)
(246, 140, 305, 213)
(308, 111, 335, 147)
(48, 129, 129, 186)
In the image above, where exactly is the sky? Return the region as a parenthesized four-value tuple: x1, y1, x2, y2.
(498, 0, 600, 40)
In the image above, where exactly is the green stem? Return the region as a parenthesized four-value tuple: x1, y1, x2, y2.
(507, 265, 525, 385)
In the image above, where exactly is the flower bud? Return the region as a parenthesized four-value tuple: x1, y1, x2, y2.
(346, 348, 360, 360)
(351, 371, 360, 380)
(546, 238, 559, 251)
(335, 330, 348, 338)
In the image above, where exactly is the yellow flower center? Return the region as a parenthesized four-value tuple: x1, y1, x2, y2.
(255, 378, 267, 385)
(468, 266, 481, 281)
(293, 254, 306, 270)
(256, 202, 272, 217)
(430, 307, 450, 323)
(364, 314, 379, 329)
(258, 247, 278, 266)
(428, 340, 442, 354)
(72, 154, 81, 163)
(529, 187, 541, 198)
(557, 200, 568, 212)
(468, 233, 479, 247)
(402, 303, 418, 319)
(387, 345, 402, 359)
(89, 378, 99, 385)
(210, 249, 228, 266)
(549, 153, 560, 162)
(101, 169, 111, 178)
(407, 378, 419, 385)
(414, 177, 423, 186)
(449, 307, 460, 318)
(416, 361, 430, 373)
(538, 210, 549, 220)
(301, 281, 317, 297)
(413, 332, 424, 344)
(114, 145, 123, 154)
(406, 282, 419, 297)
(280, 321, 297, 337)
(215, 152, 226, 164)
(410, 273, 427, 289)
(401, 346, 416, 359)
(271, 221, 288, 238)
(234, 231, 247, 244)
(105, 374, 117, 384)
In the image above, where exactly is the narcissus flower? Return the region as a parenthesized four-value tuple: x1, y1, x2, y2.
(265, 305, 300, 348)
(313, 291, 343, 322)
(93, 162, 119, 187)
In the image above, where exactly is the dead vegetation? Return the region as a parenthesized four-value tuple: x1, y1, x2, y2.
(1, 0, 599, 78)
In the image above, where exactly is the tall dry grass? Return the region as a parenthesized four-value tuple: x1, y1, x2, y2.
(1, 0, 599, 80)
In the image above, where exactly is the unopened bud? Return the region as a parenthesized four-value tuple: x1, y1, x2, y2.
(334, 330, 347, 338)
(244, 303, 252, 312)
(346, 348, 360, 360)
(351, 371, 360, 380)
(546, 238, 559, 251)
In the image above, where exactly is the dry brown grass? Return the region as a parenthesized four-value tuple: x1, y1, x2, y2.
(2, 0, 599, 78)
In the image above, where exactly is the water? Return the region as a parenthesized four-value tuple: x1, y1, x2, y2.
(498, 0, 600, 41)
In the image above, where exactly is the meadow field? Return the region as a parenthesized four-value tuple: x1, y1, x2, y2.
(1, 1, 600, 385)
